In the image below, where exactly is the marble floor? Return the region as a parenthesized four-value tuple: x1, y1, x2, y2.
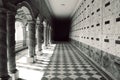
(41, 43, 107, 80)
(16, 43, 107, 80)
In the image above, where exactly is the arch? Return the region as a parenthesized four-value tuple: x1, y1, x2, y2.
(17, 1, 35, 20)
(15, 1, 36, 49)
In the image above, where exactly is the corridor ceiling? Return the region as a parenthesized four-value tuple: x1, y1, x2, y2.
(45, 0, 81, 18)
(5, 0, 82, 23)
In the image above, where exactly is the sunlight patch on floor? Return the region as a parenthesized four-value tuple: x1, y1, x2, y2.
(17, 68, 44, 80)
(16, 44, 56, 80)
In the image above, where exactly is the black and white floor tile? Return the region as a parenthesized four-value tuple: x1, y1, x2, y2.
(41, 43, 107, 80)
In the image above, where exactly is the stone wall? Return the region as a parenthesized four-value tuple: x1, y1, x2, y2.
(70, 0, 120, 79)
(71, 39, 120, 80)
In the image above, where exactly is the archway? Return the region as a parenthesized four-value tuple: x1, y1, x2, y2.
(15, 5, 33, 51)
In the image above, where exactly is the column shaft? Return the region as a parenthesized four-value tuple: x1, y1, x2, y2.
(22, 26, 27, 46)
(0, 8, 9, 79)
(47, 26, 49, 45)
(37, 24, 42, 51)
(28, 21, 36, 58)
(7, 11, 17, 74)
(49, 27, 51, 44)
(44, 25, 47, 47)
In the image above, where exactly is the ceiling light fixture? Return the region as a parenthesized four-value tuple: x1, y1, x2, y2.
(61, 4, 65, 6)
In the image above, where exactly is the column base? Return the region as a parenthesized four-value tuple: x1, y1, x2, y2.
(43, 46, 48, 49)
(37, 50, 43, 56)
(27, 57, 34, 63)
(10, 70, 19, 80)
(48, 43, 51, 47)
(35, 50, 43, 60)
(44, 45, 52, 50)
(43, 43, 47, 49)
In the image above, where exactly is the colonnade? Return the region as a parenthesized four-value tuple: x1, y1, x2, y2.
(0, 7, 52, 80)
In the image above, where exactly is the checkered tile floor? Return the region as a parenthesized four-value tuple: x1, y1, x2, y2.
(41, 43, 107, 80)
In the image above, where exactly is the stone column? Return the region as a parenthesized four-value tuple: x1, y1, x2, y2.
(37, 23, 43, 52)
(47, 25, 49, 45)
(22, 25, 27, 47)
(43, 22, 47, 48)
(7, 11, 19, 80)
(0, 8, 11, 80)
(27, 20, 36, 63)
(49, 26, 52, 45)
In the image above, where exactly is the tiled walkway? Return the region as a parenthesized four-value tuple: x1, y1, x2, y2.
(41, 43, 107, 80)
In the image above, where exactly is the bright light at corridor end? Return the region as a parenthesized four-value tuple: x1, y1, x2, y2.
(48, 0, 80, 18)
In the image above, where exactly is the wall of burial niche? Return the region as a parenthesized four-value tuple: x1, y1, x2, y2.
(70, 0, 120, 79)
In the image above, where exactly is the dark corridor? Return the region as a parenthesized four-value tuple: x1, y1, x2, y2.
(51, 17, 72, 42)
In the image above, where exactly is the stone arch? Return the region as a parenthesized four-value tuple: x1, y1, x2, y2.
(17, 1, 36, 20)
(15, 1, 36, 48)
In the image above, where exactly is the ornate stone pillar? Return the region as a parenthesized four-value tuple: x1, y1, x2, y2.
(0, 8, 11, 80)
(7, 11, 19, 80)
(27, 20, 36, 63)
(22, 25, 27, 47)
